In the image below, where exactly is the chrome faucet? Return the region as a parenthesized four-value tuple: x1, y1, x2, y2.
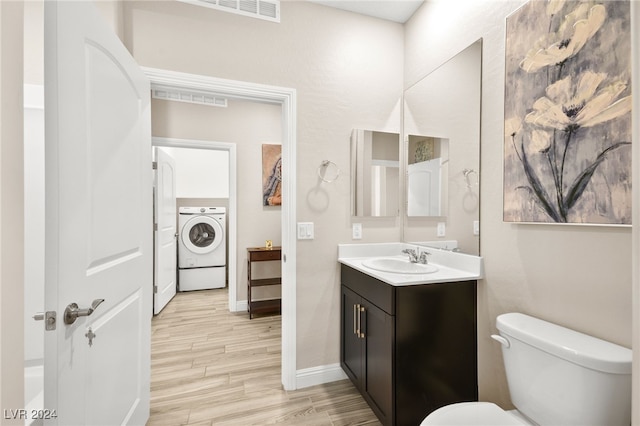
(402, 248, 418, 263)
(402, 248, 431, 264)
(418, 250, 431, 264)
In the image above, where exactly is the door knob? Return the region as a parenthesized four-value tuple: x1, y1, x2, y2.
(63, 299, 105, 325)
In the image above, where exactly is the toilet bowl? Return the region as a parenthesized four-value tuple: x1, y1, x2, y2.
(421, 313, 632, 426)
(421, 402, 529, 425)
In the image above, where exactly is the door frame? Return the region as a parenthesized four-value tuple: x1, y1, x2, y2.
(152, 137, 238, 310)
(143, 67, 297, 391)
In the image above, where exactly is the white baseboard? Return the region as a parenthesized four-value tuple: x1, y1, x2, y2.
(233, 301, 346, 390)
(295, 363, 348, 389)
(234, 300, 248, 312)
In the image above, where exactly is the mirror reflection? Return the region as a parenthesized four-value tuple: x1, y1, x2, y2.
(403, 39, 482, 255)
(351, 129, 400, 217)
(407, 135, 449, 217)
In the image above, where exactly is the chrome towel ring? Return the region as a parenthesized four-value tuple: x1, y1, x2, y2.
(317, 160, 340, 183)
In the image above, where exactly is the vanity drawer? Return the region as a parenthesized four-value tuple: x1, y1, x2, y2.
(341, 265, 395, 315)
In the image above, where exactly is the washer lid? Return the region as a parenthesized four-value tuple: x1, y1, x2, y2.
(421, 402, 528, 426)
(181, 215, 223, 254)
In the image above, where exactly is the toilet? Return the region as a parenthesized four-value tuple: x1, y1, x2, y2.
(421, 312, 632, 426)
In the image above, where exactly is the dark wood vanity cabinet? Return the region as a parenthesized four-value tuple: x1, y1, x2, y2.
(340, 265, 478, 426)
(342, 285, 395, 425)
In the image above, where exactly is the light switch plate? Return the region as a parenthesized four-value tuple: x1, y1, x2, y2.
(297, 222, 314, 240)
(352, 223, 362, 240)
(473, 220, 480, 236)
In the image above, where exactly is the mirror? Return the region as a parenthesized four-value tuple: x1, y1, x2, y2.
(407, 135, 449, 216)
(351, 129, 400, 217)
(403, 39, 482, 255)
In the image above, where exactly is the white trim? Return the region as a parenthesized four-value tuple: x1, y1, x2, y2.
(144, 68, 297, 391)
(152, 137, 238, 311)
(235, 300, 248, 312)
(295, 363, 348, 389)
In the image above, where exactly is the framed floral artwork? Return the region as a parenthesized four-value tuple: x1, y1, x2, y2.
(262, 144, 282, 206)
(504, 0, 632, 225)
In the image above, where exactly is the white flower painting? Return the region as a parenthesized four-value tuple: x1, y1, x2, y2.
(504, 0, 632, 224)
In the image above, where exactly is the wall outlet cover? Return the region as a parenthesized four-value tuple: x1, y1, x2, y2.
(437, 222, 446, 237)
(352, 223, 362, 240)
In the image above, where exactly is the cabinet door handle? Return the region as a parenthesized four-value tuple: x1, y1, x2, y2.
(359, 305, 366, 339)
(353, 304, 357, 335)
(356, 304, 361, 336)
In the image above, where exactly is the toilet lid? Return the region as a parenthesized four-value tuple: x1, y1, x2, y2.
(421, 402, 529, 426)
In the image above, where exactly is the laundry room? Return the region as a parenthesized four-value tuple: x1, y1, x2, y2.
(151, 90, 283, 314)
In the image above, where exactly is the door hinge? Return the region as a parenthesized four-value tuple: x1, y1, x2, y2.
(154, 223, 158, 231)
(152, 161, 158, 170)
(153, 285, 158, 294)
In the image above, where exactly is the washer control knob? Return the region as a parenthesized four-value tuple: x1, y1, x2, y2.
(200, 208, 206, 213)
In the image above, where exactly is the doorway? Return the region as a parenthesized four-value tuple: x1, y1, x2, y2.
(152, 138, 238, 311)
(144, 67, 298, 390)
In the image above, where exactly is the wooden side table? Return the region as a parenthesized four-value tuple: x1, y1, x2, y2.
(247, 246, 281, 319)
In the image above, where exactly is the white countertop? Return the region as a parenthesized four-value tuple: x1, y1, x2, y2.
(338, 242, 483, 287)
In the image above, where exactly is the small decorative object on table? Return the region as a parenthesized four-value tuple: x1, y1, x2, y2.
(265, 240, 273, 250)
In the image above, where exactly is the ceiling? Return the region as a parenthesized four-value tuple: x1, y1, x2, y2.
(307, 0, 425, 24)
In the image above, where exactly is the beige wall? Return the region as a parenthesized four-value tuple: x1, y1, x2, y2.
(123, 0, 404, 370)
(1, 0, 25, 421)
(405, 0, 634, 407)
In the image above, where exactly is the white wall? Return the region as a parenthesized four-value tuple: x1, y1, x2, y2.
(405, 0, 634, 407)
(159, 146, 229, 199)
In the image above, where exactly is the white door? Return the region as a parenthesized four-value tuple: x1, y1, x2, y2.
(44, 1, 152, 424)
(407, 159, 441, 216)
(154, 148, 177, 314)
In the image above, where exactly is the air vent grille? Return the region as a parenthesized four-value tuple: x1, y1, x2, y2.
(152, 87, 228, 108)
(177, 0, 280, 22)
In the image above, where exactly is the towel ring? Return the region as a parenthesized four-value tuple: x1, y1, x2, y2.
(317, 160, 340, 183)
(463, 168, 479, 188)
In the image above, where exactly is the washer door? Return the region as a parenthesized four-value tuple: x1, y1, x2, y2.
(181, 215, 224, 254)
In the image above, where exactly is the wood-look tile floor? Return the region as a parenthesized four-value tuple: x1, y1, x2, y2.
(148, 289, 381, 425)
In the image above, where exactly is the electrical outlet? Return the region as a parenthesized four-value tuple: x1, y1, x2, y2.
(352, 223, 362, 240)
(437, 222, 446, 237)
(473, 220, 480, 236)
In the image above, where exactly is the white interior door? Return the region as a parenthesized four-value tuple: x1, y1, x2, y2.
(408, 159, 441, 216)
(44, 1, 152, 424)
(154, 147, 177, 314)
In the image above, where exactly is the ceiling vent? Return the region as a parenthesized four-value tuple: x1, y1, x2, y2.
(177, 0, 280, 23)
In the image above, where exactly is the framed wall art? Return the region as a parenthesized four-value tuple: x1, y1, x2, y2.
(262, 143, 282, 206)
(503, 0, 632, 225)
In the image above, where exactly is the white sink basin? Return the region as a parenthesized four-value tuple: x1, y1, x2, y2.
(362, 258, 439, 274)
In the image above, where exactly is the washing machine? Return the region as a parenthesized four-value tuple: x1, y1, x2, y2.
(178, 207, 226, 291)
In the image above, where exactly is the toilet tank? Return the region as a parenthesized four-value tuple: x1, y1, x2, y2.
(496, 313, 631, 426)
